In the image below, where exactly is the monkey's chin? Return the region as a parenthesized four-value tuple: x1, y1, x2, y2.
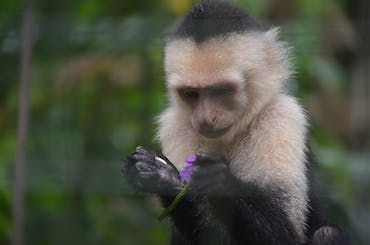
(198, 127, 230, 139)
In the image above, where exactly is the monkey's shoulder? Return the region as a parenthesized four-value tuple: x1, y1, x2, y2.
(230, 94, 308, 175)
(252, 94, 307, 134)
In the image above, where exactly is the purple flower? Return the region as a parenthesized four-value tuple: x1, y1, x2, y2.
(180, 156, 196, 184)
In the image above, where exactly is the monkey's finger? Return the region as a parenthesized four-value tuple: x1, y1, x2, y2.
(195, 152, 226, 165)
(130, 151, 155, 164)
(154, 156, 172, 169)
(122, 159, 144, 186)
(135, 161, 157, 173)
(135, 147, 165, 167)
(156, 154, 180, 172)
(135, 146, 155, 157)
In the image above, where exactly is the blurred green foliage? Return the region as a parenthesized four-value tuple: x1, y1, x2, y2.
(0, 0, 368, 244)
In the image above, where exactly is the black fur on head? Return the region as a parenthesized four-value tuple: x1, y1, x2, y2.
(170, 0, 263, 43)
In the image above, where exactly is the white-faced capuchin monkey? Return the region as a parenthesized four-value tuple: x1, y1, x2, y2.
(123, 1, 350, 244)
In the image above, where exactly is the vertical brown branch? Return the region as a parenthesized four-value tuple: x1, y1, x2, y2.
(348, 0, 370, 149)
(13, 0, 34, 244)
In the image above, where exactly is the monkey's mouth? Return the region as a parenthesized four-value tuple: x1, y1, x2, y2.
(198, 126, 230, 138)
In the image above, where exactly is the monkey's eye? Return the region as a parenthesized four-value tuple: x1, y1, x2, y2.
(209, 86, 234, 97)
(178, 88, 200, 103)
(184, 90, 200, 99)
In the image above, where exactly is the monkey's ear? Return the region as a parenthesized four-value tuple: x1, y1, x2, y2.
(264, 26, 280, 41)
(263, 27, 293, 86)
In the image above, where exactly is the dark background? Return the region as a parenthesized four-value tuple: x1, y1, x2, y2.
(0, 0, 369, 244)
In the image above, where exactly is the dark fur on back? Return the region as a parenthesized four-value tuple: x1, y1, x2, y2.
(170, 0, 263, 43)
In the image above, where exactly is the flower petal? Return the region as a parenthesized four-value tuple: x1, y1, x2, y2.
(186, 155, 196, 165)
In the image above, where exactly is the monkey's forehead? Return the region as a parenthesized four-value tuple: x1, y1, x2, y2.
(164, 32, 271, 87)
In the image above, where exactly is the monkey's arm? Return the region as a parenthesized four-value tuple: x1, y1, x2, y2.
(122, 148, 300, 244)
(190, 153, 302, 245)
(122, 147, 204, 242)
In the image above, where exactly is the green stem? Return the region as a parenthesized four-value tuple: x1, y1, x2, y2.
(157, 183, 190, 222)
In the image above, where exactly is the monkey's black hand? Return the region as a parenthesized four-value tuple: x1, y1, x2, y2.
(190, 152, 232, 196)
(122, 146, 182, 196)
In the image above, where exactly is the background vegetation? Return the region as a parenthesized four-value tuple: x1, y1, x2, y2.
(0, 0, 369, 244)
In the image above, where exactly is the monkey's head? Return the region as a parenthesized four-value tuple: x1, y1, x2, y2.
(164, 1, 292, 139)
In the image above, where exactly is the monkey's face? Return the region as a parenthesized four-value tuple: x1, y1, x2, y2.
(176, 83, 240, 138)
(165, 32, 288, 138)
(165, 37, 250, 139)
